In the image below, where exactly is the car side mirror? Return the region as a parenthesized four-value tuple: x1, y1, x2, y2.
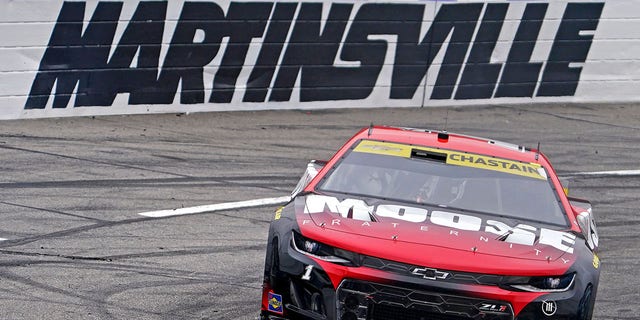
(291, 160, 326, 198)
(569, 197, 599, 251)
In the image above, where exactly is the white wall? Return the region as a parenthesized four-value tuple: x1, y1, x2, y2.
(0, 0, 636, 119)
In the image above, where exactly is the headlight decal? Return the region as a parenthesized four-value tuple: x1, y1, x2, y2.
(291, 231, 359, 266)
(509, 273, 576, 292)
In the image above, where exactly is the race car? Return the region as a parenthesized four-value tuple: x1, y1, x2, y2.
(260, 126, 600, 320)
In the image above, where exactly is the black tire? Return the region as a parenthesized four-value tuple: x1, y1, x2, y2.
(269, 239, 281, 288)
(577, 284, 595, 320)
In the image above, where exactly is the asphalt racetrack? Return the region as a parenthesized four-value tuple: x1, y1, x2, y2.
(0, 104, 638, 319)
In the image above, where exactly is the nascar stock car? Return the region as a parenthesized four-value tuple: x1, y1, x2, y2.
(260, 126, 600, 320)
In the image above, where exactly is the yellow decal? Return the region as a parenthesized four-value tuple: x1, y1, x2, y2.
(446, 152, 544, 180)
(269, 297, 282, 309)
(354, 140, 410, 157)
(354, 140, 544, 180)
(274, 207, 283, 220)
(593, 254, 600, 269)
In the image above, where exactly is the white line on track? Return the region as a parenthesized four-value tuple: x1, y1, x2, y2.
(565, 169, 640, 176)
(138, 195, 292, 218)
(137, 169, 639, 218)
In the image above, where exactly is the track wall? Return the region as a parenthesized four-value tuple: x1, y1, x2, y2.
(0, 0, 636, 119)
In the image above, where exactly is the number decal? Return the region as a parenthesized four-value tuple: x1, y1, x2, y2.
(302, 265, 313, 281)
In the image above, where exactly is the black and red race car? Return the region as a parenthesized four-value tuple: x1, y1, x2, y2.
(260, 126, 600, 320)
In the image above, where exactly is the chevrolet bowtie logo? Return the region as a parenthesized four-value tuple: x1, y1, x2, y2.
(411, 267, 450, 280)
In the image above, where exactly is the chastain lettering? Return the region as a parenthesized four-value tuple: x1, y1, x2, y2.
(25, 1, 604, 109)
(448, 153, 540, 174)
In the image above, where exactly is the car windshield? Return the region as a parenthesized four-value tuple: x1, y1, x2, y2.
(318, 141, 567, 226)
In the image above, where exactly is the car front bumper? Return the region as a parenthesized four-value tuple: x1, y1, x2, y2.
(261, 234, 596, 320)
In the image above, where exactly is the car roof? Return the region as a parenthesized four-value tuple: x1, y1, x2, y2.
(351, 126, 547, 166)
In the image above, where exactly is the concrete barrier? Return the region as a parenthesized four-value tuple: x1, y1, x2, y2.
(1, 0, 636, 119)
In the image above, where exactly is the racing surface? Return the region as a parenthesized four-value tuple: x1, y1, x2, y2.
(0, 104, 638, 319)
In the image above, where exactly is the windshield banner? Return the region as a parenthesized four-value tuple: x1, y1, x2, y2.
(354, 140, 545, 180)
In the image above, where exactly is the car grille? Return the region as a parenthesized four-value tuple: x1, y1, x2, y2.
(372, 303, 469, 320)
(361, 256, 505, 286)
(336, 279, 514, 320)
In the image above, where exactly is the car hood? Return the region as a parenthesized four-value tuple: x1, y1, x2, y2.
(295, 194, 577, 268)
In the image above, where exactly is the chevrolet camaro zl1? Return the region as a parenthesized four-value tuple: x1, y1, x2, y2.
(260, 126, 600, 320)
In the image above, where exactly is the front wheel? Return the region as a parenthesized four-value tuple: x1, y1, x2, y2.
(577, 284, 595, 320)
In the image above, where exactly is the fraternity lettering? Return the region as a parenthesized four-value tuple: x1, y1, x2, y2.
(25, 1, 604, 109)
(305, 195, 576, 253)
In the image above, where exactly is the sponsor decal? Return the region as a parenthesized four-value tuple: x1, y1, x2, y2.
(354, 140, 545, 180)
(541, 300, 557, 316)
(267, 292, 284, 314)
(274, 207, 283, 220)
(593, 253, 600, 269)
(26, 1, 603, 109)
(479, 303, 509, 313)
(304, 194, 576, 253)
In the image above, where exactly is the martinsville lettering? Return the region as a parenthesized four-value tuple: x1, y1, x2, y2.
(25, 1, 604, 109)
